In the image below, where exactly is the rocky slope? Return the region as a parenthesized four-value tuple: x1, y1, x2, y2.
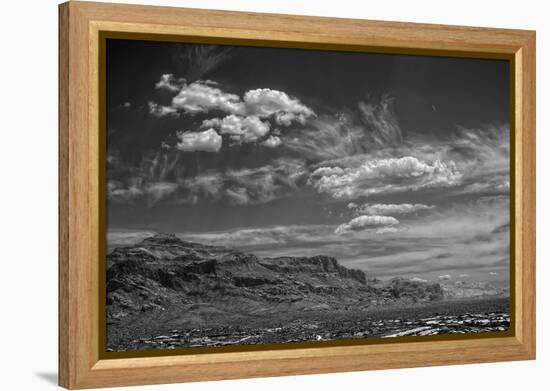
(106, 233, 445, 348)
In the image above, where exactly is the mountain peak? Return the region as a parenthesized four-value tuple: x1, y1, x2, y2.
(143, 232, 182, 244)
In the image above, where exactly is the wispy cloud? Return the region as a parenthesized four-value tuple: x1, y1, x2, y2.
(107, 156, 307, 207)
(352, 203, 435, 215)
(283, 96, 401, 161)
(171, 44, 232, 82)
(334, 215, 399, 235)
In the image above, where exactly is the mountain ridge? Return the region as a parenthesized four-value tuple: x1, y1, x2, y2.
(106, 233, 445, 347)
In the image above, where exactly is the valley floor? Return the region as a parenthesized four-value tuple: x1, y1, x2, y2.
(107, 296, 510, 352)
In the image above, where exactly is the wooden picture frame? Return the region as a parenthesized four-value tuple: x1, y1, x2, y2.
(59, 1, 536, 389)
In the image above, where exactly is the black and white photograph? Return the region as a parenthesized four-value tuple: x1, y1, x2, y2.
(105, 39, 511, 352)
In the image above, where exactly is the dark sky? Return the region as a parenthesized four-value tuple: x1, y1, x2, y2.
(106, 38, 510, 284)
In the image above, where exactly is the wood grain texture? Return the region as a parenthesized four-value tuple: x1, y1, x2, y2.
(58, 1, 536, 388)
(58, 3, 70, 387)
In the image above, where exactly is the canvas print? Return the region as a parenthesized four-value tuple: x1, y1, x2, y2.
(105, 39, 511, 352)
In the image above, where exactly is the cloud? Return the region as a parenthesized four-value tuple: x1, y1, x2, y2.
(148, 101, 178, 117)
(340, 196, 510, 279)
(202, 114, 270, 143)
(182, 224, 335, 250)
(335, 215, 399, 235)
(155, 74, 185, 92)
(107, 151, 307, 206)
(375, 227, 400, 234)
(310, 156, 462, 199)
(171, 81, 244, 114)
(107, 180, 143, 203)
(459, 274, 470, 278)
(283, 116, 370, 162)
(489, 271, 498, 276)
(357, 96, 402, 147)
(179, 172, 224, 204)
(437, 125, 509, 197)
(149, 77, 314, 127)
(438, 274, 452, 281)
(176, 128, 222, 152)
(144, 182, 179, 203)
(177, 158, 307, 206)
(454, 178, 509, 196)
(223, 158, 306, 205)
(283, 97, 402, 161)
(243, 88, 314, 124)
(107, 179, 178, 205)
(262, 135, 282, 148)
(354, 203, 435, 215)
(172, 44, 232, 82)
(224, 187, 250, 205)
(149, 78, 314, 151)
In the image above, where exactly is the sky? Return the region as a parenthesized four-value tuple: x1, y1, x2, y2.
(106, 38, 510, 285)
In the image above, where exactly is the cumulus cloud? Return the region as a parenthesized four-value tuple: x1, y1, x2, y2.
(438, 274, 452, 281)
(310, 156, 462, 199)
(202, 114, 270, 143)
(243, 88, 314, 123)
(171, 81, 244, 114)
(354, 203, 435, 215)
(149, 76, 314, 126)
(334, 215, 399, 235)
(149, 77, 315, 151)
(489, 271, 498, 276)
(176, 128, 222, 152)
(262, 135, 282, 148)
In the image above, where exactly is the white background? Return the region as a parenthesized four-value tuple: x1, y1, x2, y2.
(0, 0, 546, 389)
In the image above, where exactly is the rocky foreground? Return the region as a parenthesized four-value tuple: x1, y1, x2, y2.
(106, 233, 509, 351)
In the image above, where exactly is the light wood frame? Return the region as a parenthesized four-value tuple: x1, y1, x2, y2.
(59, 1, 536, 389)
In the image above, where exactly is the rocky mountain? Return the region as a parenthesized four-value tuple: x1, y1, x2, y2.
(106, 233, 444, 347)
(107, 234, 442, 324)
